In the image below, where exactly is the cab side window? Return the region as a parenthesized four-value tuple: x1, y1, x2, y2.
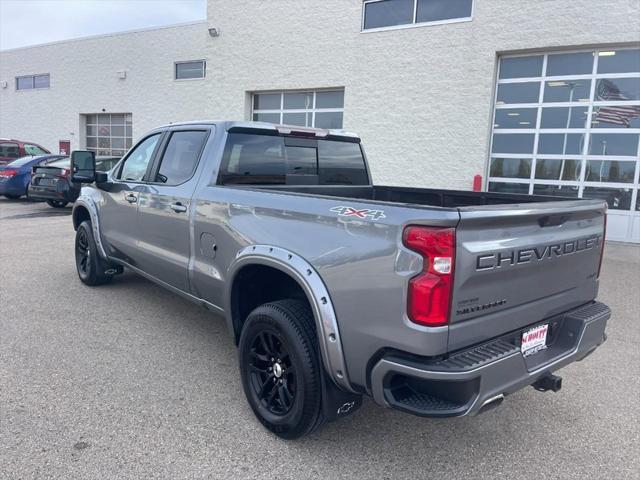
(117, 134, 161, 182)
(155, 130, 208, 185)
(0, 142, 20, 158)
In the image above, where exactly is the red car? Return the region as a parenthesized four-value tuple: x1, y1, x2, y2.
(0, 138, 51, 166)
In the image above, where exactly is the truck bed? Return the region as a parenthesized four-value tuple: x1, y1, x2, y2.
(253, 185, 569, 209)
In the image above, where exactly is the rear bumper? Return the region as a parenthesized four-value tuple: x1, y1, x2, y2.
(28, 182, 78, 202)
(370, 301, 610, 417)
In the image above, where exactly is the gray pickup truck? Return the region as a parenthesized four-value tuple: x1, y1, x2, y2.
(70, 121, 610, 439)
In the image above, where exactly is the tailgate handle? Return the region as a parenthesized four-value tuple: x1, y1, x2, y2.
(538, 214, 569, 227)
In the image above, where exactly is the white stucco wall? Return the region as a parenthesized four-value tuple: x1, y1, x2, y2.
(0, 21, 210, 153)
(1, 1, 639, 189)
(205, 0, 640, 189)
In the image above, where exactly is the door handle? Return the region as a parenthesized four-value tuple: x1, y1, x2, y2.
(125, 193, 137, 204)
(170, 202, 187, 213)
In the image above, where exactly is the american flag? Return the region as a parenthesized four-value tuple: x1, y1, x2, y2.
(594, 79, 640, 127)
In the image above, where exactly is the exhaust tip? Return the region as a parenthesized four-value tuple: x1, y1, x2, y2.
(478, 394, 504, 414)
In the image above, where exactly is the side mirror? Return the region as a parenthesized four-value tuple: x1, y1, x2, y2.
(71, 150, 97, 183)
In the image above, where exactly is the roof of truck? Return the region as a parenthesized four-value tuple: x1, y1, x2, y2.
(153, 121, 360, 140)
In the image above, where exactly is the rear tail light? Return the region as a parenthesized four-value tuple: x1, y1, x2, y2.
(57, 168, 71, 178)
(597, 212, 607, 278)
(0, 169, 18, 177)
(403, 226, 456, 327)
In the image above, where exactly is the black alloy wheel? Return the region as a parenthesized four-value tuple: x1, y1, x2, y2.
(76, 226, 90, 277)
(248, 330, 296, 415)
(238, 299, 325, 439)
(74, 220, 113, 286)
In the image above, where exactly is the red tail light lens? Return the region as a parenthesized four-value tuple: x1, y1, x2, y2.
(0, 169, 18, 177)
(403, 226, 456, 327)
(58, 168, 71, 178)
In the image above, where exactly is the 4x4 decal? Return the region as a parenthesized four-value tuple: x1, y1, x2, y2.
(330, 206, 386, 220)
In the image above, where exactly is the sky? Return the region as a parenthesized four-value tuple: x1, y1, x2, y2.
(0, 0, 207, 50)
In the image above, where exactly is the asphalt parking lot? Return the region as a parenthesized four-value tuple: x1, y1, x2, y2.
(1, 198, 639, 480)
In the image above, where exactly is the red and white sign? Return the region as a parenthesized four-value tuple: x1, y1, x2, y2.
(521, 324, 548, 357)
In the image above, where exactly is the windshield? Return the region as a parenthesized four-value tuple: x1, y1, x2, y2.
(48, 158, 70, 168)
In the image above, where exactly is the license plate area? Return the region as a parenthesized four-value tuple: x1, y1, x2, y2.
(37, 178, 56, 186)
(521, 323, 549, 357)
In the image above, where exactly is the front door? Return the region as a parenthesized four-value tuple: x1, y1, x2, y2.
(99, 133, 163, 265)
(136, 128, 211, 292)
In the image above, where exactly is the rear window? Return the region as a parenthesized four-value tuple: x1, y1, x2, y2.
(218, 133, 368, 185)
(47, 158, 70, 168)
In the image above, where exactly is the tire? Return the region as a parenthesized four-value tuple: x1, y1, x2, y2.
(75, 220, 113, 286)
(239, 299, 325, 439)
(47, 200, 68, 208)
(4, 194, 20, 200)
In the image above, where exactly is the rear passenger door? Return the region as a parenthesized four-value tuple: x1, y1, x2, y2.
(136, 128, 211, 292)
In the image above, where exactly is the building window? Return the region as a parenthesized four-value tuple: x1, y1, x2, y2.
(16, 74, 49, 90)
(85, 113, 133, 157)
(175, 60, 206, 80)
(489, 48, 640, 213)
(252, 89, 345, 129)
(362, 0, 473, 31)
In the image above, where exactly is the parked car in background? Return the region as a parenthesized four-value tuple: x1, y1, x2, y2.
(0, 138, 50, 166)
(28, 155, 120, 208)
(0, 154, 66, 199)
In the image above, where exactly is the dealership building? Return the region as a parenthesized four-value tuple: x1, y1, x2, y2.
(1, 0, 639, 242)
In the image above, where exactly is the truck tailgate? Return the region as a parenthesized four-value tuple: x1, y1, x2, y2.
(449, 199, 606, 351)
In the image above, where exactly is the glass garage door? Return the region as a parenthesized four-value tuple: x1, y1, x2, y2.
(489, 48, 640, 243)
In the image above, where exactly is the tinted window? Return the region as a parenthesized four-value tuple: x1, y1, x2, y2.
(489, 158, 532, 179)
(493, 108, 538, 128)
(363, 0, 414, 30)
(597, 49, 640, 74)
(175, 61, 205, 80)
(589, 133, 639, 156)
(496, 82, 540, 104)
(488, 182, 530, 194)
(535, 159, 582, 181)
(546, 52, 594, 76)
(543, 80, 591, 103)
(416, 0, 472, 22)
(540, 107, 589, 128)
(499, 56, 543, 79)
(219, 133, 368, 186)
(156, 131, 207, 185)
(0, 143, 20, 158)
(8, 156, 60, 167)
(491, 134, 535, 154)
(318, 141, 368, 185)
(538, 133, 585, 155)
(118, 134, 160, 182)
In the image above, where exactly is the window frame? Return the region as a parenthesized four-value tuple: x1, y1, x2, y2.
(114, 132, 164, 184)
(251, 89, 345, 129)
(15, 73, 50, 91)
(361, 0, 474, 33)
(146, 128, 211, 186)
(215, 132, 370, 187)
(487, 47, 640, 213)
(174, 60, 206, 81)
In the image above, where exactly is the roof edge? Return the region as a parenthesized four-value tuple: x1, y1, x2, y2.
(0, 20, 207, 53)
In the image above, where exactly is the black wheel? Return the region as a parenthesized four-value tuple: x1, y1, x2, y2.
(4, 194, 20, 200)
(75, 220, 113, 286)
(47, 200, 68, 208)
(239, 299, 325, 439)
